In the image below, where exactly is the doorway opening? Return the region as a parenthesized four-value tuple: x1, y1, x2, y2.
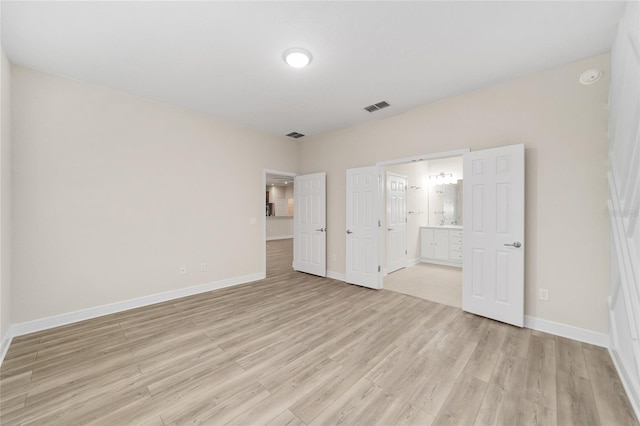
(263, 169, 297, 277)
(378, 150, 466, 308)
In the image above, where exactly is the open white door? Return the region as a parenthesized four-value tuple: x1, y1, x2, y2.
(386, 172, 407, 274)
(293, 172, 326, 277)
(346, 166, 381, 289)
(463, 144, 525, 327)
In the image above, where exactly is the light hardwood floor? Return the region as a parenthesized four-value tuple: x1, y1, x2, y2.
(0, 239, 637, 425)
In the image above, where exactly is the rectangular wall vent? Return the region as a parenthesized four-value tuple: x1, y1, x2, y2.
(364, 101, 390, 112)
(286, 132, 305, 139)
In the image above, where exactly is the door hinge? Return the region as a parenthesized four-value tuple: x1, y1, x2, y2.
(378, 265, 381, 272)
(378, 220, 381, 227)
(405, 250, 407, 255)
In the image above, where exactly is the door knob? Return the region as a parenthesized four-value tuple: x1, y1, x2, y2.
(504, 241, 522, 248)
(346, 230, 353, 234)
(387, 228, 395, 231)
(316, 228, 326, 232)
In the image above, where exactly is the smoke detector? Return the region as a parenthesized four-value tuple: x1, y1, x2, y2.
(579, 69, 603, 85)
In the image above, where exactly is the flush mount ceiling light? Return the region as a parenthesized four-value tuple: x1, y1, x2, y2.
(283, 48, 312, 68)
(579, 68, 603, 85)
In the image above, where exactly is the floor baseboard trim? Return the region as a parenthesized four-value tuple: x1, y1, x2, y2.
(2, 275, 611, 368)
(384, 258, 422, 276)
(326, 270, 346, 282)
(407, 257, 420, 267)
(0, 332, 13, 366)
(609, 346, 640, 422)
(8, 272, 265, 340)
(266, 235, 293, 241)
(524, 315, 608, 347)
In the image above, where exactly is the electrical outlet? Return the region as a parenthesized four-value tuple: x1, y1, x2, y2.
(539, 288, 549, 301)
(179, 265, 186, 275)
(200, 263, 207, 272)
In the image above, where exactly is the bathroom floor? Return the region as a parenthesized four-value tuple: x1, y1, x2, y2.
(383, 262, 462, 308)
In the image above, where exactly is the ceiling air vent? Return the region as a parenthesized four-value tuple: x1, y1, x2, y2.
(286, 132, 305, 139)
(364, 101, 390, 112)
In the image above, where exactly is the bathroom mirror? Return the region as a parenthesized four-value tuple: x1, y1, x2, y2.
(428, 180, 463, 226)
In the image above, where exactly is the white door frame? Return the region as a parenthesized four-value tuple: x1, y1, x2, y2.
(263, 169, 298, 277)
(377, 149, 470, 287)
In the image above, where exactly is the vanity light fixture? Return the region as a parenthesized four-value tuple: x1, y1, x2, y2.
(283, 48, 312, 68)
(429, 172, 456, 185)
(428, 172, 454, 180)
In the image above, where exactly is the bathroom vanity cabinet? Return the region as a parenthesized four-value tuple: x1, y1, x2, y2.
(420, 226, 463, 267)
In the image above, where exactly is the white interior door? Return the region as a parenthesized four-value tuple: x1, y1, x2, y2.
(386, 172, 407, 274)
(346, 166, 381, 289)
(293, 172, 326, 277)
(463, 144, 525, 327)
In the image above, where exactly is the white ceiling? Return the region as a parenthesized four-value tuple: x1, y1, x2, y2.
(1, 1, 626, 138)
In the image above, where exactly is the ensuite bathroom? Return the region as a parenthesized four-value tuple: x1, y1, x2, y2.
(382, 155, 464, 307)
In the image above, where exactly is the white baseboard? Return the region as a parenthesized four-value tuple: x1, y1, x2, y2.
(0, 272, 612, 372)
(608, 299, 640, 422)
(524, 315, 608, 348)
(609, 346, 640, 422)
(326, 270, 346, 282)
(0, 331, 13, 365)
(383, 258, 421, 276)
(407, 257, 420, 267)
(419, 258, 463, 268)
(266, 235, 293, 241)
(6, 272, 265, 343)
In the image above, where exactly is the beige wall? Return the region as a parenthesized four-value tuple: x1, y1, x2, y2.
(1, 47, 11, 341)
(6, 53, 613, 335)
(11, 66, 299, 323)
(300, 54, 611, 333)
(266, 217, 294, 240)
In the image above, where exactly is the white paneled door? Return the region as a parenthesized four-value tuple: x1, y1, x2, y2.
(463, 144, 525, 327)
(293, 172, 326, 277)
(386, 172, 407, 274)
(346, 166, 381, 289)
